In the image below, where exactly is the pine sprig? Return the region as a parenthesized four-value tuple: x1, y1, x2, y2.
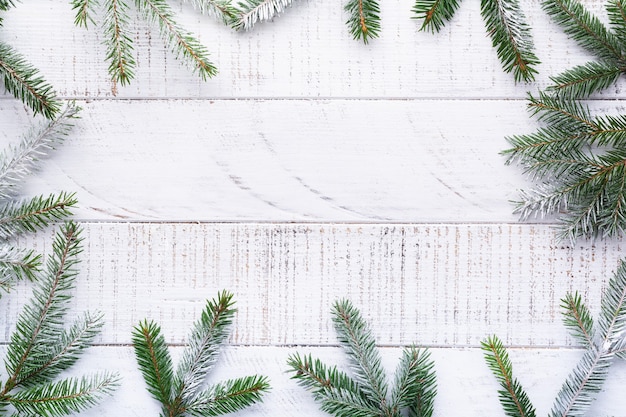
(72, 0, 100, 27)
(185, 0, 238, 25)
(103, 0, 136, 86)
(480, 0, 539, 82)
(288, 299, 437, 417)
(132, 290, 269, 417)
(0, 246, 41, 290)
(135, 0, 218, 80)
(0, 42, 60, 119)
(412, 0, 462, 33)
(344, 0, 381, 44)
(230, 0, 293, 31)
(484, 260, 626, 417)
(0, 222, 119, 415)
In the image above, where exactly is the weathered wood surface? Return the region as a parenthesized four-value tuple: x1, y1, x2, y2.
(2, 0, 626, 415)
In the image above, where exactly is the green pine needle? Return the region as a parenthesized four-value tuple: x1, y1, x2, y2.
(561, 292, 595, 349)
(132, 319, 175, 406)
(412, 0, 462, 33)
(288, 299, 437, 417)
(0, 246, 41, 296)
(9, 373, 120, 417)
(0, 42, 60, 119)
(344, 0, 381, 44)
(104, 0, 136, 86)
(135, 0, 218, 80)
(607, 0, 626, 44)
(72, 0, 100, 27)
(546, 61, 622, 99)
(481, 335, 537, 417)
(230, 0, 293, 30)
(133, 291, 269, 417)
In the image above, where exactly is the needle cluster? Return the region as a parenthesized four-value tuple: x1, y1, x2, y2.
(482, 259, 626, 417)
(288, 299, 437, 417)
(132, 290, 270, 417)
(505, 0, 626, 240)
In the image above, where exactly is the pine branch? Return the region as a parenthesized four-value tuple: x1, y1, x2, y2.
(289, 299, 437, 417)
(133, 290, 269, 417)
(4, 222, 83, 391)
(186, 375, 270, 416)
(546, 61, 623, 99)
(607, 0, 626, 45)
(72, 0, 100, 27)
(543, 0, 624, 64)
(390, 346, 436, 417)
(332, 299, 389, 408)
(135, 0, 218, 79)
(561, 292, 595, 349)
(8, 373, 119, 416)
(0, 192, 78, 240)
(412, 0, 462, 33)
(230, 0, 292, 30)
(185, 0, 238, 25)
(344, 0, 380, 44)
(0, 246, 41, 296)
(597, 260, 626, 348)
(0, 103, 79, 200)
(482, 336, 537, 417)
(131, 320, 175, 407)
(104, 0, 136, 86)
(173, 290, 236, 403)
(480, 0, 539, 82)
(0, 42, 60, 120)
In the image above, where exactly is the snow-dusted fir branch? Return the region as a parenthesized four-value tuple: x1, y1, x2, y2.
(483, 259, 626, 417)
(413, 0, 539, 81)
(287, 299, 437, 417)
(345, 0, 381, 44)
(132, 290, 270, 416)
(185, 0, 238, 25)
(0, 222, 119, 416)
(230, 0, 293, 30)
(0, 42, 60, 119)
(0, 104, 78, 297)
(103, 0, 136, 86)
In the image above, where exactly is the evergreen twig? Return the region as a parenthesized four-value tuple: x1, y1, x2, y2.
(483, 260, 626, 417)
(230, 0, 293, 31)
(287, 299, 437, 417)
(0, 222, 119, 415)
(132, 290, 270, 416)
(345, 0, 381, 44)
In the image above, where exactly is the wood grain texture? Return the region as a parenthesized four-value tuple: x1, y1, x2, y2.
(0, 0, 620, 99)
(5, 98, 621, 222)
(2, 223, 623, 347)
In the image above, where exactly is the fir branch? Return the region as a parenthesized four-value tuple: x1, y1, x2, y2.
(131, 320, 175, 407)
(344, 0, 381, 44)
(561, 292, 595, 349)
(4, 222, 83, 390)
(546, 61, 623, 99)
(135, 0, 218, 79)
(230, 0, 292, 30)
(185, 0, 238, 25)
(0, 246, 41, 295)
(288, 299, 437, 417)
(481, 336, 537, 417)
(412, 0, 462, 33)
(332, 299, 388, 408)
(597, 260, 626, 348)
(0, 42, 60, 120)
(480, 0, 539, 82)
(607, 0, 626, 44)
(72, 0, 100, 27)
(0, 103, 79, 200)
(133, 291, 269, 416)
(104, 0, 136, 86)
(0, 192, 78, 240)
(173, 290, 236, 403)
(542, 0, 624, 64)
(8, 373, 119, 416)
(186, 375, 270, 416)
(390, 346, 436, 417)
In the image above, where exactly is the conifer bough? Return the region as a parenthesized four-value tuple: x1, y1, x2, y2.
(505, 0, 626, 240)
(132, 290, 270, 416)
(482, 259, 626, 417)
(288, 299, 437, 417)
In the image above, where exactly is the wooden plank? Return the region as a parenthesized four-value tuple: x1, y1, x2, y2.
(0, 0, 612, 99)
(0, 98, 571, 222)
(0, 345, 624, 416)
(3, 223, 623, 347)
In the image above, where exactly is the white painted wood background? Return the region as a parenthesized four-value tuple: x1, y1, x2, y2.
(2, 0, 626, 415)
